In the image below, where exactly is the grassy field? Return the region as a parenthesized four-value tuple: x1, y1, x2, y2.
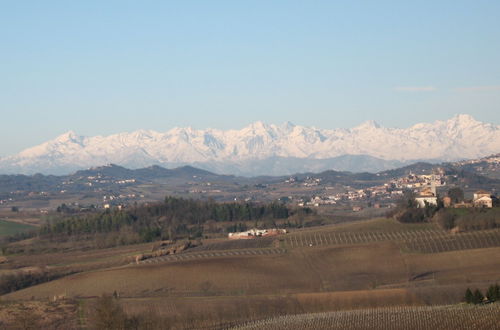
(0, 219, 36, 237)
(1, 217, 499, 328)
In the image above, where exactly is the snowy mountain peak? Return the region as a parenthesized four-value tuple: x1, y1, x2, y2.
(245, 121, 270, 132)
(354, 120, 381, 130)
(281, 121, 296, 131)
(447, 113, 481, 127)
(1, 114, 499, 175)
(453, 113, 477, 122)
(130, 129, 156, 138)
(55, 130, 81, 143)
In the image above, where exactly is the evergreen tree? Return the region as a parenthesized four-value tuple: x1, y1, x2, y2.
(448, 187, 464, 203)
(486, 283, 500, 302)
(464, 288, 474, 304)
(473, 289, 484, 304)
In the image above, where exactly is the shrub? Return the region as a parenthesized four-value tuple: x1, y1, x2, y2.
(89, 295, 127, 330)
(434, 210, 456, 229)
(396, 208, 426, 223)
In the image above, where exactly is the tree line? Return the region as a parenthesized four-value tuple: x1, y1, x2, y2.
(434, 207, 500, 231)
(464, 284, 499, 304)
(0, 269, 74, 295)
(39, 197, 311, 243)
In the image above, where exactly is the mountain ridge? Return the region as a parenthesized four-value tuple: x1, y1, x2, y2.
(1, 114, 499, 176)
(1, 154, 499, 196)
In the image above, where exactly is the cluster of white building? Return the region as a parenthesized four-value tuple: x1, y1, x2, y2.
(391, 172, 446, 190)
(284, 176, 322, 186)
(415, 185, 494, 209)
(228, 228, 287, 239)
(454, 154, 500, 166)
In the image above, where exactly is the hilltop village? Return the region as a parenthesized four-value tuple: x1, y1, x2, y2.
(293, 169, 497, 212)
(298, 171, 446, 208)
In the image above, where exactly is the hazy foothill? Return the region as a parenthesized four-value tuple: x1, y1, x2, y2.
(2, 1, 500, 329)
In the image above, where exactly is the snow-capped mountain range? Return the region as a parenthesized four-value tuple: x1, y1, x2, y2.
(1, 114, 499, 176)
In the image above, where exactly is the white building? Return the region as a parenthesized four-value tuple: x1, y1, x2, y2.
(415, 185, 437, 208)
(473, 190, 492, 208)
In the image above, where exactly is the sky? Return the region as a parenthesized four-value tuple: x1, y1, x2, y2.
(1, 1, 500, 156)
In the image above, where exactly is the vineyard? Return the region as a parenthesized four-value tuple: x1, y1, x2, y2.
(137, 227, 500, 265)
(138, 248, 286, 264)
(283, 229, 443, 248)
(283, 227, 500, 253)
(233, 304, 500, 330)
(189, 237, 275, 251)
(403, 229, 500, 253)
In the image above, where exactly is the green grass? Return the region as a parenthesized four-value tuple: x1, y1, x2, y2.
(0, 219, 36, 237)
(447, 208, 471, 216)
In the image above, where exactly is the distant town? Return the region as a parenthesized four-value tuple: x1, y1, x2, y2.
(0, 154, 498, 215)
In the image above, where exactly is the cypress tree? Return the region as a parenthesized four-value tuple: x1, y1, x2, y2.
(464, 288, 473, 304)
(473, 289, 484, 304)
(486, 283, 500, 302)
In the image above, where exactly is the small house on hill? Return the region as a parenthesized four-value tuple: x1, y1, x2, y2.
(472, 190, 493, 208)
(415, 186, 437, 208)
(473, 190, 491, 201)
(228, 228, 287, 240)
(473, 190, 492, 208)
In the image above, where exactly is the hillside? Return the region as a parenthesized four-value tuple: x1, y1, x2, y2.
(1, 218, 499, 328)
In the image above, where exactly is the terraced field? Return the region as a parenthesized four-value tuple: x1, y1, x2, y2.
(234, 304, 500, 330)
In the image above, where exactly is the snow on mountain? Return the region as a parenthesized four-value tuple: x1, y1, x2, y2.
(1, 114, 499, 176)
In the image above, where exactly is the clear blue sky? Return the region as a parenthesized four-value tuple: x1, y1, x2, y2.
(1, 1, 499, 156)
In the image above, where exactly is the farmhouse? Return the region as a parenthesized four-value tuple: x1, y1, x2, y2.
(228, 228, 287, 240)
(473, 190, 492, 208)
(473, 190, 490, 200)
(415, 186, 437, 208)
